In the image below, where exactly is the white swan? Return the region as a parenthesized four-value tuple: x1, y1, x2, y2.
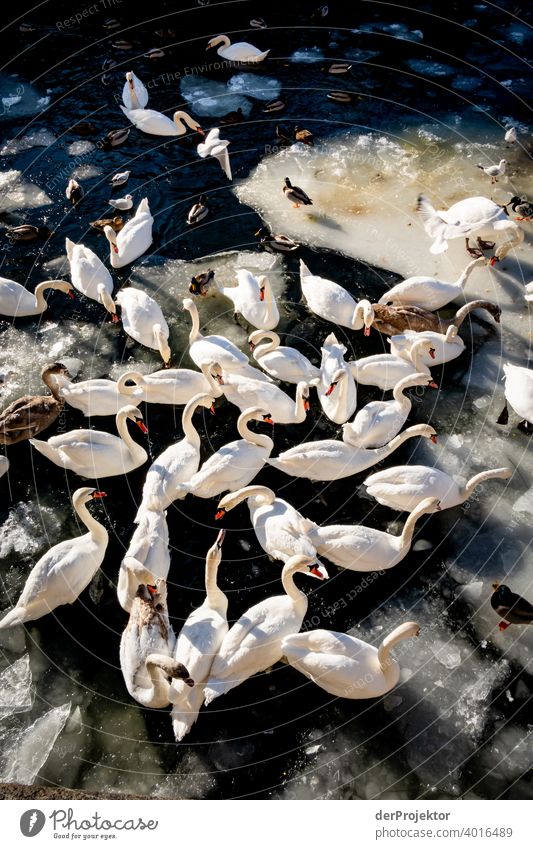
(204, 555, 327, 704)
(176, 407, 274, 499)
(207, 34, 270, 63)
(119, 507, 171, 611)
(268, 424, 437, 482)
(197, 128, 232, 180)
(104, 198, 153, 268)
(249, 330, 321, 384)
(350, 338, 435, 391)
(116, 287, 171, 366)
(117, 362, 221, 406)
(182, 297, 249, 373)
(140, 393, 216, 511)
(378, 257, 486, 310)
(317, 333, 357, 424)
(497, 363, 533, 432)
(30, 405, 148, 478)
(281, 622, 420, 699)
(389, 327, 464, 367)
(0, 488, 108, 629)
(417, 194, 524, 265)
(216, 271, 279, 330)
(309, 497, 440, 571)
(300, 261, 374, 331)
(215, 485, 319, 563)
(216, 371, 311, 424)
(364, 464, 512, 512)
(120, 107, 203, 137)
(122, 71, 148, 110)
(169, 530, 229, 741)
(65, 238, 116, 319)
(342, 372, 435, 448)
(0, 278, 73, 318)
(120, 582, 194, 708)
(52, 371, 143, 417)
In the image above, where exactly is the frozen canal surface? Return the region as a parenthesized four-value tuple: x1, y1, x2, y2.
(0, 0, 532, 798)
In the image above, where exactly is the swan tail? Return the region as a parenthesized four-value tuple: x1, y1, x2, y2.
(65, 237, 74, 260)
(203, 679, 232, 705)
(299, 259, 311, 279)
(0, 606, 27, 630)
(29, 439, 57, 463)
(217, 148, 232, 181)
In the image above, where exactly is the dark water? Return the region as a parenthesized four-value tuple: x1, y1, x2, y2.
(0, 0, 532, 799)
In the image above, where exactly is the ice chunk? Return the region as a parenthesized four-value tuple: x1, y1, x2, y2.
(180, 75, 252, 117)
(0, 128, 56, 156)
(0, 170, 52, 211)
(0, 702, 71, 784)
(290, 48, 324, 63)
(227, 73, 281, 101)
(406, 59, 456, 77)
(0, 656, 33, 719)
(512, 486, 533, 515)
(67, 140, 94, 156)
(0, 502, 63, 560)
(0, 74, 52, 120)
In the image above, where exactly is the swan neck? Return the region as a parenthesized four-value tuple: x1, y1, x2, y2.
(463, 469, 503, 499)
(181, 399, 202, 448)
(205, 554, 225, 608)
(41, 368, 63, 401)
(255, 332, 279, 359)
(186, 301, 200, 343)
(237, 414, 272, 449)
(116, 410, 144, 462)
(34, 282, 50, 311)
(392, 377, 412, 406)
(143, 658, 171, 707)
(399, 503, 426, 548)
(73, 493, 107, 542)
(281, 567, 305, 604)
(377, 629, 407, 672)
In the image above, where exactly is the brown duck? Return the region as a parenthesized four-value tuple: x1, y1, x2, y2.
(368, 300, 501, 337)
(0, 363, 69, 445)
(90, 215, 125, 234)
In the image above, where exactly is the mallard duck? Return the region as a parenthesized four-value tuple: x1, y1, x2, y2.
(65, 179, 83, 207)
(102, 58, 117, 71)
(110, 170, 130, 187)
(294, 125, 314, 146)
(490, 583, 533, 630)
(145, 48, 166, 59)
(505, 196, 533, 221)
(189, 269, 215, 296)
(283, 177, 313, 207)
(0, 363, 68, 445)
(155, 28, 176, 38)
(250, 18, 267, 28)
(112, 39, 133, 50)
(70, 121, 97, 136)
(255, 227, 299, 252)
(275, 125, 292, 145)
(100, 128, 130, 149)
(103, 17, 121, 30)
(327, 91, 353, 103)
(5, 224, 53, 242)
(323, 62, 352, 74)
(90, 216, 124, 233)
(220, 107, 244, 125)
(263, 100, 285, 113)
(187, 195, 210, 225)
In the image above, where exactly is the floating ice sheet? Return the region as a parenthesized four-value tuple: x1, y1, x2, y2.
(0, 702, 71, 784)
(0, 656, 33, 720)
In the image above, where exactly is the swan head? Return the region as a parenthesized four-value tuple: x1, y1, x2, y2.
(206, 528, 225, 566)
(126, 70, 135, 89)
(206, 35, 229, 50)
(153, 325, 171, 368)
(103, 224, 119, 253)
(97, 283, 117, 317)
(283, 555, 329, 581)
(182, 297, 195, 313)
(416, 496, 441, 514)
(73, 487, 107, 506)
(324, 368, 346, 396)
(120, 405, 148, 433)
(257, 275, 269, 302)
(389, 621, 421, 642)
(354, 299, 374, 334)
(116, 371, 145, 394)
(190, 392, 216, 416)
(45, 280, 74, 299)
